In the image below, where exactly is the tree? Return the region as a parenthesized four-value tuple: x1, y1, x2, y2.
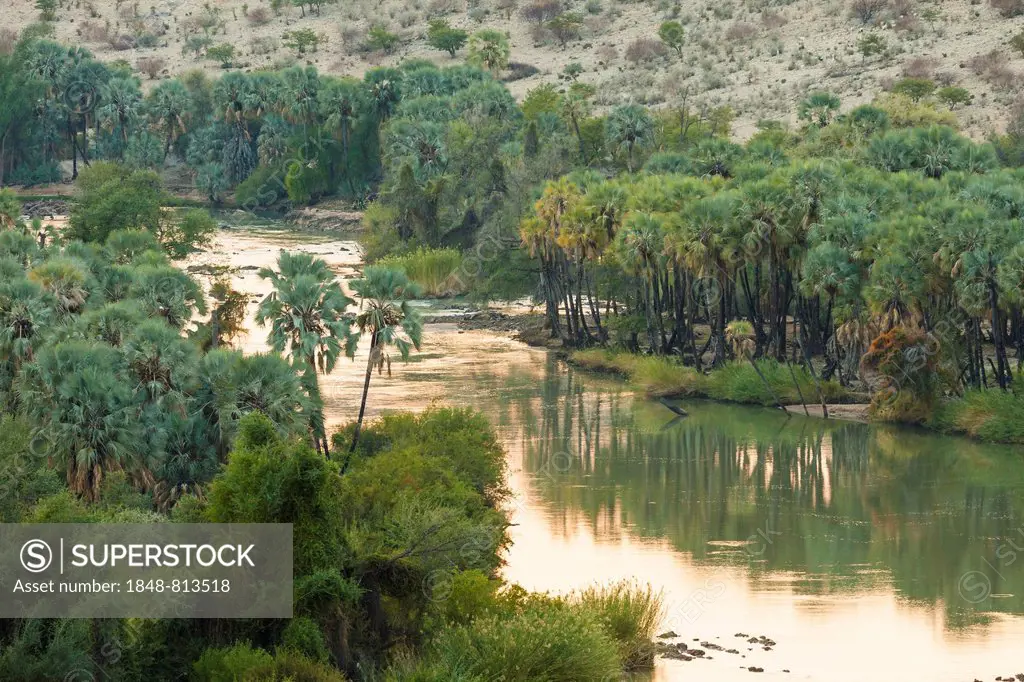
(69, 164, 165, 243)
(606, 104, 654, 172)
(936, 86, 972, 109)
(856, 33, 885, 60)
(367, 25, 399, 53)
(97, 76, 143, 151)
(797, 91, 840, 127)
(35, 0, 57, 21)
(427, 20, 468, 57)
(658, 21, 685, 56)
(205, 43, 236, 68)
(547, 13, 584, 47)
(892, 78, 935, 103)
(468, 29, 510, 73)
(725, 320, 786, 409)
(345, 266, 422, 460)
(283, 28, 324, 55)
(146, 80, 191, 160)
(320, 77, 365, 194)
(256, 251, 357, 458)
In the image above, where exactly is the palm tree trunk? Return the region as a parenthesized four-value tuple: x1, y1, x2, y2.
(749, 358, 786, 410)
(349, 331, 378, 456)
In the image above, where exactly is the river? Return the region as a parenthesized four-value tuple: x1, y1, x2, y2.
(191, 224, 1024, 682)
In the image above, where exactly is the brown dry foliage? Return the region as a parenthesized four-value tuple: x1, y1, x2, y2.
(625, 37, 667, 63)
(246, 7, 270, 25)
(760, 10, 788, 29)
(137, 56, 165, 79)
(902, 56, 936, 79)
(968, 50, 1021, 89)
(80, 20, 110, 43)
(725, 21, 758, 42)
(850, 0, 888, 23)
(990, 0, 1024, 17)
(521, 0, 563, 24)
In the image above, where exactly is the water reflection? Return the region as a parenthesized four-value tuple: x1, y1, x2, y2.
(483, 355, 1024, 681)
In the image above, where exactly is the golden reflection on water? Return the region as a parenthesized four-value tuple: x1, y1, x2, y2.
(194, 228, 1024, 682)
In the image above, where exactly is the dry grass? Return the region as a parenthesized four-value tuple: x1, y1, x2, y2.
(0, 28, 17, 55)
(625, 38, 666, 64)
(137, 56, 165, 79)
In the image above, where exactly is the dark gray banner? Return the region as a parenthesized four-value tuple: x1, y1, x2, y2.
(0, 524, 292, 618)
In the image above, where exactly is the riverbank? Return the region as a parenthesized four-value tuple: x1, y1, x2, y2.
(569, 348, 1024, 444)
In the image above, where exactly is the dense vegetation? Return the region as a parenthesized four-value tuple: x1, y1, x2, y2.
(0, 186, 662, 678)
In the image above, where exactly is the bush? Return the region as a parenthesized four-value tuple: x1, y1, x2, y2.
(426, 605, 621, 681)
(136, 56, 165, 79)
(861, 326, 938, 423)
(891, 77, 936, 102)
(571, 582, 663, 670)
(931, 385, 1024, 444)
(377, 247, 465, 296)
(850, 0, 887, 23)
(366, 25, 400, 53)
(624, 38, 667, 64)
(991, 0, 1024, 17)
(281, 617, 330, 664)
(936, 86, 972, 108)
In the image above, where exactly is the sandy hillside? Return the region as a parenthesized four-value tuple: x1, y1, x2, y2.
(7, 0, 1024, 138)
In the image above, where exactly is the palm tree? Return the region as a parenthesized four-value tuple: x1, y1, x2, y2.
(18, 340, 143, 501)
(606, 104, 654, 172)
(797, 91, 841, 127)
(321, 78, 365, 193)
(147, 80, 191, 161)
(98, 76, 143, 151)
(345, 266, 423, 462)
(256, 251, 357, 457)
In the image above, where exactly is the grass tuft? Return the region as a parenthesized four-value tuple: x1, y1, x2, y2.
(378, 247, 466, 297)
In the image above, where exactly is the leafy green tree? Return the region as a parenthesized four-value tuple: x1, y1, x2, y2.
(468, 29, 510, 73)
(936, 86, 972, 109)
(69, 164, 165, 243)
(256, 251, 357, 458)
(98, 76, 143, 153)
(205, 43, 235, 68)
(658, 21, 685, 56)
(18, 341, 143, 501)
(797, 91, 840, 127)
(345, 266, 422, 459)
(427, 19, 469, 57)
(892, 78, 936, 103)
(283, 28, 323, 55)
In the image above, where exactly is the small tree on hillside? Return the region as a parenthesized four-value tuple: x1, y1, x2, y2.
(658, 21, 685, 56)
(427, 19, 468, 57)
(283, 28, 324, 55)
(797, 91, 841, 127)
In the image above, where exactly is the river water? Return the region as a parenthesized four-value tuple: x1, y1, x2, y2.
(193, 226, 1024, 682)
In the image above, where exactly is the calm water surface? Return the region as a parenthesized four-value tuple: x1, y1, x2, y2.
(206, 227, 1024, 682)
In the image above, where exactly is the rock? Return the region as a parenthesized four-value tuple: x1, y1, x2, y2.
(735, 633, 749, 637)
(689, 649, 706, 657)
(748, 667, 764, 673)
(658, 630, 679, 639)
(726, 649, 740, 654)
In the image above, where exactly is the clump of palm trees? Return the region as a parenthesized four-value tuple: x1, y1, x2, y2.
(255, 252, 422, 461)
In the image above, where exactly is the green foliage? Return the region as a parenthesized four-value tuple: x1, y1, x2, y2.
(571, 582, 663, 669)
(205, 43, 235, 67)
(892, 77, 936, 102)
(931, 384, 1024, 443)
(658, 21, 685, 56)
(1010, 30, 1024, 58)
(378, 247, 465, 296)
(207, 412, 346, 575)
(281, 617, 331, 663)
(856, 32, 886, 58)
(936, 86, 973, 109)
(547, 13, 584, 46)
(283, 28, 324, 55)
(69, 163, 165, 244)
(798, 91, 841, 127)
(367, 25, 399, 53)
(423, 603, 622, 680)
(427, 20, 468, 57)
(468, 29, 510, 72)
(35, 0, 58, 20)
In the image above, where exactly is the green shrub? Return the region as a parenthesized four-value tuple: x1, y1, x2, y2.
(281, 617, 330, 664)
(931, 386, 1024, 443)
(571, 581, 663, 670)
(427, 604, 621, 681)
(378, 247, 465, 296)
